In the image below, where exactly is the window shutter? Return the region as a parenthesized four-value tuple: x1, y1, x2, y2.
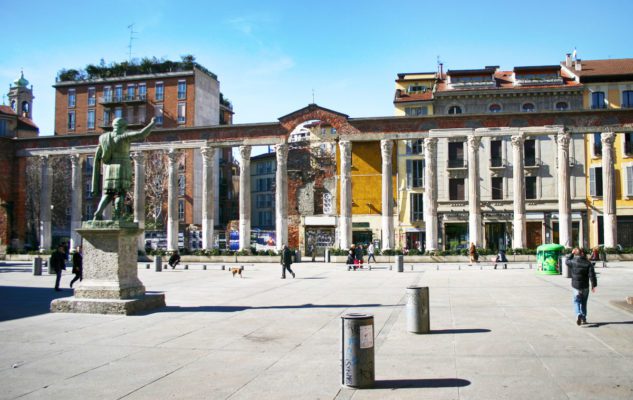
(589, 168, 596, 197)
(627, 166, 633, 196)
(422, 159, 426, 188)
(406, 160, 412, 188)
(409, 193, 414, 222)
(405, 140, 412, 155)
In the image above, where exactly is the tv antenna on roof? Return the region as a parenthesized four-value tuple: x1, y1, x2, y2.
(127, 23, 138, 61)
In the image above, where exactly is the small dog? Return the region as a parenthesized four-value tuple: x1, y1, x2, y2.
(230, 266, 243, 278)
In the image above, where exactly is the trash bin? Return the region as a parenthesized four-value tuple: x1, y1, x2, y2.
(536, 244, 565, 275)
(154, 256, 162, 272)
(406, 286, 430, 333)
(395, 255, 404, 272)
(560, 255, 571, 278)
(32, 257, 42, 276)
(341, 313, 374, 388)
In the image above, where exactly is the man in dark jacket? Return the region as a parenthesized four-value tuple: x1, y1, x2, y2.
(280, 245, 295, 279)
(50, 245, 66, 291)
(566, 248, 597, 326)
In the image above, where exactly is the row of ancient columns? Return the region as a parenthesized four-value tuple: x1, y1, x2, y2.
(36, 132, 619, 252)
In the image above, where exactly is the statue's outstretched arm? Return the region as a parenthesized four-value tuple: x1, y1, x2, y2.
(122, 117, 156, 142)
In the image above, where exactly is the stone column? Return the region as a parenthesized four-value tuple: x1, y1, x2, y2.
(275, 144, 288, 250)
(467, 135, 482, 247)
(557, 131, 572, 248)
(238, 145, 252, 251)
(424, 138, 438, 251)
(602, 132, 617, 248)
(380, 140, 394, 249)
(39, 155, 52, 251)
(166, 149, 179, 251)
(201, 146, 216, 250)
(131, 151, 146, 253)
(339, 140, 352, 250)
(69, 154, 82, 251)
(511, 134, 526, 249)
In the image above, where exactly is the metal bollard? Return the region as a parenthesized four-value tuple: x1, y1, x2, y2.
(184, 264, 189, 270)
(341, 313, 374, 388)
(203, 265, 207, 270)
(406, 286, 430, 334)
(368, 264, 372, 270)
(410, 265, 414, 271)
(154, 257, 162, 272)
(46, 260, 53, 275)
(436, 265, 439, 270)
(221, 265, 225, 271)
(395, 255, 404, 272)
(146, 263, 150, 269)
(32, 257, 42, 276)
(389, 265, 392, 270)
(561, 256, 571, 278)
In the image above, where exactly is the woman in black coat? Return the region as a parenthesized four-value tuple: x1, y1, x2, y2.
(70, 246, 83, 288)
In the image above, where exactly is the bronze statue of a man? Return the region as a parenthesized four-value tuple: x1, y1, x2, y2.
(92, 117, 155, 220)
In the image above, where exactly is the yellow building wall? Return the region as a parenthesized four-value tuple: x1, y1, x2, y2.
(394, 103, 433, 117)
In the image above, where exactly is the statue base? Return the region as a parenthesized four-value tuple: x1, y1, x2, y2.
(51, 221, 165, 315)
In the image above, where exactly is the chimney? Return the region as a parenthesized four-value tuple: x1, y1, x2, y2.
(574, 59, 582, 71)
(565, 53, 572, 67)
(439, 63, 444, 78)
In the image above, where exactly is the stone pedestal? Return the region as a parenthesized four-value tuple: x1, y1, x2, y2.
(51, 221, 165, 315)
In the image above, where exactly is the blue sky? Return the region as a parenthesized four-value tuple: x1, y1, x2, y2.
(2, 0, 632, 136)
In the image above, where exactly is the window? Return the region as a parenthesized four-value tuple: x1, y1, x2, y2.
(178, 199, 185, 220)
(21, 101, 29, 116)
(256, 177, 274, 192)
(155, 82, 164, 101)
(448, 141, 465, 168)
(593, 133, 602, 157)
(323, 192, 333, 214)
(177, 80, 187, 99)
(256, 194, 273, 208)
(525, 176, 537, 199)
(555, 101, 569, 111)
(524, 139, 536, 166)
(258, 211, 273, 227)
(410, 193, 423, 221)
(449, 178, 465, 200)
(592, 91, 606, 109)
(406, 159, 424, 188)
(407, 85, 427, 93)
(85, 156, 94, 175)
(405, 107, 427, 116)
(154, 105, 163, 125)
(103, 86, 112, 102)
(490, 140, 502, 167)
(114, 85, 123, 102)
(405, 139, 423, 155)
(103, 110, 111, 126)
(623, 91, 633, 108)
(522, 102, 535, 112)
(10, 100, 16, 111)
(178, 174, 185, 196)
(88, 87, 96, 106)
(85, 182, 92, 199)
(625, 165, 633, 196)
(177, 103, 186, 124)
(255, 161, 274, 175)
(138, 83, 147, 100)
(126, 84, 135, 100)
(625, 133, 633, 155)
(114, 107, 123, 119)
(85, 204, 94, 220)
(68, 89, 76, 108)
(589, 167, 603, 197)
(0, 120, 8, 137)
(87, 109, 95, 130)
(489, 104, 501, 113)
(448, 105, 462, 115)
(67, 111, 75, 130)
(491, 177, 503, 200)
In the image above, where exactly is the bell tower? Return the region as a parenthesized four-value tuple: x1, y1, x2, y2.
(8, 70, 34, 119)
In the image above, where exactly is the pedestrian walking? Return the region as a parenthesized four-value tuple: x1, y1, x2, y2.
(590, 247, 600, 262)
(280, 244, 295, 279)
(469, 243, 479, 264)
(168, 250, 181, 269)
(354, 243, 364, 268)
(565, 248, 597, 326)
(309, 243, 316, 262)
(346, 249, 356, 271)
(70, 246, 83, 288)
(50, 244, 66, 291)
(494, 249, 508, 270)
(367, 242, 376, 264)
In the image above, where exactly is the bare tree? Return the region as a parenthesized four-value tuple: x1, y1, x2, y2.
(25, 158, 40, 249)
(144, 150, 168, 229)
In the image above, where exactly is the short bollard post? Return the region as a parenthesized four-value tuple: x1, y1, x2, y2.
(32, 257, 42, 276)
(184, 264, 189, 270)
(341, 313, 374, 388)
(221, 265, 225, 271)
(395, 255, 404, 273)
(46, 259, 53, 275)
(368, 264, 372, 271)
(561, 255, 571, 278)
(406, 286, 430, 334)
(389, 265, 392, 270)
(154, 257, 162, 272)
(146, 263, 150, 269)
(410, 265, 414, 271)
(203, 265, 207, 270)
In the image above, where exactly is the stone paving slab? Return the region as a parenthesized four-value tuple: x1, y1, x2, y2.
(0, 261, 632, 399)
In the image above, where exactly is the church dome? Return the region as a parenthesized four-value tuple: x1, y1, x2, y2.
(13, 71, 29, 87)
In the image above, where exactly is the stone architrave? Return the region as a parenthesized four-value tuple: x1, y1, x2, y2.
(167, 149, 179, 251)
(69, 154, 82, 251)
(131, 151, 146, 253)
(39, 155, 52, 251)
(380, 140, 394, 249)
(467, 135, 482, 247)
(557, 131, 572, 248)
(339, 140, 352, 250)
(239, 145, 252, 251)
(424, 138, 438, 251)
(511, 134, 526, 249)
(201, 146, 216, 250)
(275, 144, 289, 250)
(602, 132, 617, 248)
(51, 221, 165, 315)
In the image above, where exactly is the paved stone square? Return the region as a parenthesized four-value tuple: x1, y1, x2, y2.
(1, 261, 632, 399)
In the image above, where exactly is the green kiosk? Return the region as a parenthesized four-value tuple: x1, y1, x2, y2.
(536, 244, 565, 275)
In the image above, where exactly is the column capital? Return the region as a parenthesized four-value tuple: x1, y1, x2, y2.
(556, 131, 571, 150)
(130, 151, 145, 162)
(380, 139, 393, 160)
(424, 137, 438, 152)
(467, 135, 482, 151)
(239, 145, 252, 161)
(200, 146, 216, 166)
(601, 131, 616, 146)
(69, 153, 80, 166)
(275, 143, 288, 164)
(39, 154, 50, 163)
(511, 134, 525, 148)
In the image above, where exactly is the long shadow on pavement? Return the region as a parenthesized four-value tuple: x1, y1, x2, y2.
(0, 285, 71, 322)
(430, 328, 491, 334)
(584, 321, 633, 328)
(372, 378, 471, 389)
(156, 303, 389, 313)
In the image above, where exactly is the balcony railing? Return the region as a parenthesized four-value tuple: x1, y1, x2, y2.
(98, 96, 123, 104)
(447, 158, 466, 169)
(591, 104, 607, 110)
(124, 94, 147, 103)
